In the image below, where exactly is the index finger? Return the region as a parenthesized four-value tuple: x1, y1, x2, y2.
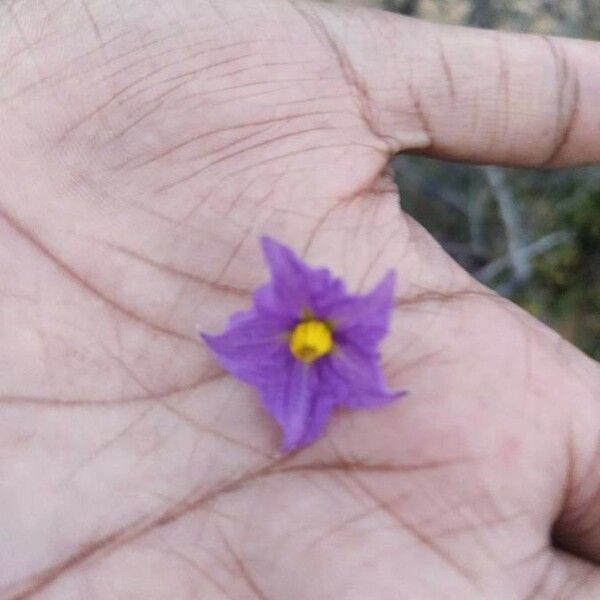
(309, 3, 600, 167)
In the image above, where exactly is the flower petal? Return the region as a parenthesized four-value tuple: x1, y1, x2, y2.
(259, 236, 310, 316)
(327, 270, 396, 350)
(201, 311, 289, 386)
(318, 344, 406, 408)
(252, 282, 299, 325)
(294, 392, 334, 448)
(259, 236, 347, 319)
(258, 357, 331, 450)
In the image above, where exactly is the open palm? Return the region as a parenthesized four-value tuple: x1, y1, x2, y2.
(1, 1, 599, 598)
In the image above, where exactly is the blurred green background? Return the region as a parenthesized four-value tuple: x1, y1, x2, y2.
(335, 0, 600, 359)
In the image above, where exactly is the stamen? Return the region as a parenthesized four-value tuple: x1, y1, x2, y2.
(290, 320, 333, 363)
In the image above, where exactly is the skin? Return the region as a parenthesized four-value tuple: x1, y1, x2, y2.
(0, 0, 599, 598)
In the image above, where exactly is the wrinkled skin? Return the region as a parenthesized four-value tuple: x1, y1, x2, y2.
(1, 1, 599, 598)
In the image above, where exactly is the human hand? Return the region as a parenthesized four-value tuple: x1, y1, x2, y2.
(1, 0, 599, 598)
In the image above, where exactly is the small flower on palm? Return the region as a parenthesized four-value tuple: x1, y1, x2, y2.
(201, 237, 406, 451)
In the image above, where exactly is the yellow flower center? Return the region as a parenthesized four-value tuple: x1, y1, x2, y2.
(289, 320, 333, 363)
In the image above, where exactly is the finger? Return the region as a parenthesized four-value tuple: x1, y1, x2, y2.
(307, 2, 600, 167)
(553, 378, 600, 564)
(535, 550, 600, 599)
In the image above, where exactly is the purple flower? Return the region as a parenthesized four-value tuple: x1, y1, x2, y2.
(201, 237, 406, 451)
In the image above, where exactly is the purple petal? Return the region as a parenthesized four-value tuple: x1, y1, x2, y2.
(201, 311, 289, 386)
(259, 236, 310, 316)
(259, 236, 347, 319)
(252, 282, 299, 326)
(259, 357, 332, 450)
(279, 361, 314, 449)
(327, 270, 396, 350)
(318, 344, 406, 409)
(308, 270, 347, 319)
(293, 392, 334, 448)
